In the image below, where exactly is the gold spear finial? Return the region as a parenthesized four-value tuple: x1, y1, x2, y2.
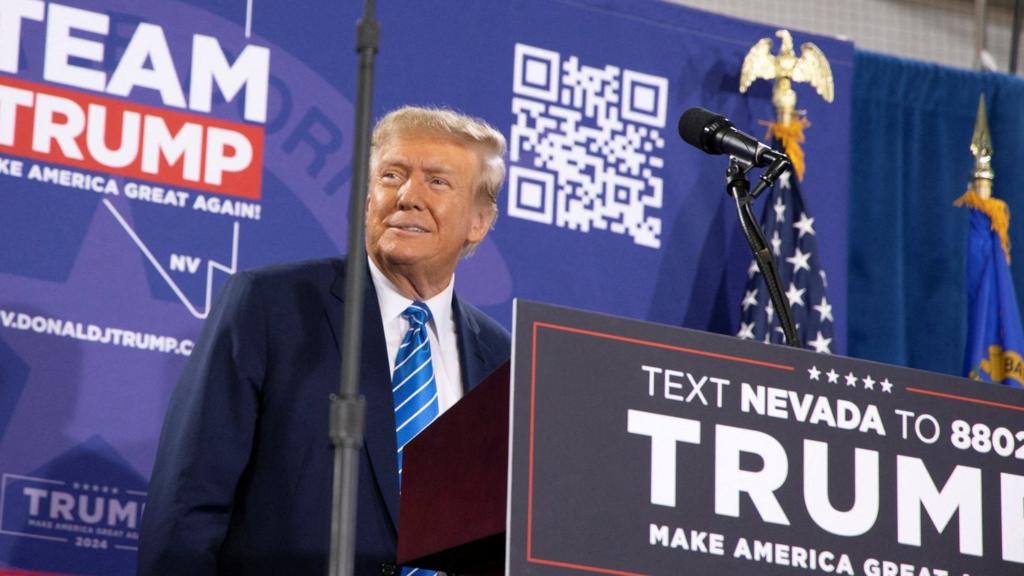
(739, 29, 834, 125)
(955, 93, 1010, 262)
(971, 94, 994, 198)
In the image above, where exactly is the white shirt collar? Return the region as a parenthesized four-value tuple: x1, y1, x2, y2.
(367, 257, 455, 329)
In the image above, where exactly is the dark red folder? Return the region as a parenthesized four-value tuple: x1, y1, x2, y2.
(397, 361, 509, 575)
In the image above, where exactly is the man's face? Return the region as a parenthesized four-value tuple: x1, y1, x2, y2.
(365, 132, 492, 283)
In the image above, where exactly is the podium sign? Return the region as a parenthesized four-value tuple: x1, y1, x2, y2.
(508, 301, 1024, 575)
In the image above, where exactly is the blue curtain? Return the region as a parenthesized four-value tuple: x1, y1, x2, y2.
(848, 51, 1024, 375)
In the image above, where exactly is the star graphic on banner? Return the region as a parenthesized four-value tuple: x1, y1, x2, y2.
(826, 369, 839, 383)
(785, 282, 806, 307)
(765, 300, 775, 323)
(0, 200, 202, 478)
(771, 230, 783, 256)
(808, 365, 821, 380)
(862, 375, 876, 390)
(741, 289, 759, 311)
(808, 331, 832, 353)
(880, 378, 894, 393)
(845, 372, 859, 387)
(813, 296, 833, 322)
(774, 195, 787, 223)
(737, 321, 755, 340)
(786, 247, 812, 274)
(778, 171, 792, 190)
(793, 212, 816, 238)
(819, 269, 829, 287)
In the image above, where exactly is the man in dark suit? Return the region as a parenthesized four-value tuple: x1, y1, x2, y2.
(138, 107, 511, 575)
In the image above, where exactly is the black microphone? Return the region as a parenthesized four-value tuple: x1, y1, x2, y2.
(678, 107, 787, 168)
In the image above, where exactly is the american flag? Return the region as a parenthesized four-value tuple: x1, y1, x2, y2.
(737, 169, 834, 352)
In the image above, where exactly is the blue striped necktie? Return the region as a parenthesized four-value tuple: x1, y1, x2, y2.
(392, 302, 440, 576)
(392, 301, 440, 479)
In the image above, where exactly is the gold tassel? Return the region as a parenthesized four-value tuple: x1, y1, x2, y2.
(954, 189, 1013, 264)
(761, 118, 809, 181)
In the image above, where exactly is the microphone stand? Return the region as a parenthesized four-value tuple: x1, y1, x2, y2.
(726, 156, 801, 348)
(328, 1, 378, 575)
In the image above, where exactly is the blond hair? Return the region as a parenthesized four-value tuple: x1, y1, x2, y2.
(371, 106, 507, 215)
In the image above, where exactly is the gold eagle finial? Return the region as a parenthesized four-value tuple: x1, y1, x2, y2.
(740, 29, 834, 124)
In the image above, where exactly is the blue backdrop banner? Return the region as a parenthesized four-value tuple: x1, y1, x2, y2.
(0, 1, 851, 573)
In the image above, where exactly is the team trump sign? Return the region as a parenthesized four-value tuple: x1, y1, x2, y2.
(0, 0, 267, 199)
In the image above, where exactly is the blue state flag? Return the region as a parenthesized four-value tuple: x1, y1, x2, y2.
(960, 193, 1024, 388)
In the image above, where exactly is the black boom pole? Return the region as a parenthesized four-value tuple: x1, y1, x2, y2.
(328, 1, 378, 575)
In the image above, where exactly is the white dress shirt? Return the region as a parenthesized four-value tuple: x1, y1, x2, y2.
(368, 257, 464, 415)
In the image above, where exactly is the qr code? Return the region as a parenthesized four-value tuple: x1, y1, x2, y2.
(508, 43, 667, 249)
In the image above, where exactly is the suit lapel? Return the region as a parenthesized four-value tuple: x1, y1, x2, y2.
(454, 294, 493, 394)
(327, 260, 400, 529)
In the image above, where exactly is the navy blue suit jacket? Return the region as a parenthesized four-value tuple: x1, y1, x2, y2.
(138, 258, 511, 575)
